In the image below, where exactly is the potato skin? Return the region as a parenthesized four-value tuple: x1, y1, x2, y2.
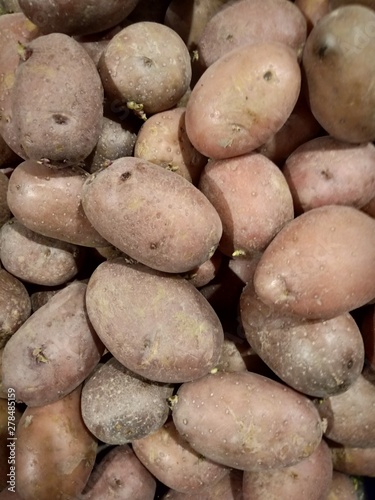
(302, 5, 375, 143)
(80, 444, 156, 500)
(0, 171, 10, 229)
(85, 259, 224, 383)
(1, 281, 104, 407)
(18, 0, 139, 36)
(172, 371, 323, 471)
(254, 205, 375, 319)
(7, 160, 108, 247)
(132, 420, 229, 493)
(242, 440, 332, 500)
(198, 0, 307, 67)
(326, 472, 358, 500)
(185, 43, 301, 160)
(81, 357, 173, 445)
(0, 268, 31, 348)
(15, 385, 97, 500)
(82, 157, 222, 274)
(240, 282, 365, 397)
(330, 444, 375, 477)
(12, 33, 103, 165)
(199, 153, 294, 257)
(282, 136, 375, 213)
(0, 218, 82, 286)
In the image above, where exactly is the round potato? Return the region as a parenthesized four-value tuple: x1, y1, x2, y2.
(199, 153, 294, 257)
(0, 218, 82, 286)
(254, 205, 375, 319)
(81, 157, 222, 274)
(81, 357, 173, 444)
(85, 259, 224, 383)
(185, 42, 301, 160)
(172, 371, 323, 471)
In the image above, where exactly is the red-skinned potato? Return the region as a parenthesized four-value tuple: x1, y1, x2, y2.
(172, 371, 323, 471)
(80, 444, 156, 500)
(326, 472, 358, 500)
(81, 157, 222, 274)
(183, 250, 223, 288)
(199, 153, 294, 258)
(282, 136, 375, 214)
(7, 160, 108, 247)
(242, 440, 332, 500)
(15, 385, 97, 500)
(85, 259, 224, 383)
(132, 420, 229, 493)
(295, 0, 330, 33)
(185, 42, 301, 160)
(198, 0, 307, 67)
(254, 205, 375, 320)
(1, 281, 104, 407)
(330, 443, 375, 477)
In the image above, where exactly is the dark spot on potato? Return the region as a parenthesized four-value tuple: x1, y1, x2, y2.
(347, 359, 353, 369)
(317, 44, 328, 60)
(320, 169, 333, 180)
(263, 71, 273, 81)
(150, 242, 159, 250)
(142, 56, 153, 67)
(120, 171, 132, 181)
(114, 478, 122, 487)
(52, 113, 69, 125)
(226, 34, 234, 41)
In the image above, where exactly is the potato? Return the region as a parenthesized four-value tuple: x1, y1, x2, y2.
(18, 0, 139, 36)
(15, 385, 97, 500)
(9, 33, 103, 165)
(0, 171, 10, 229)
(1, 281, 104, 407)
(254, 205, 375, 320)
(329, 0, 375, 10)
(199, 153, 294, 257)
(240, 282, 365, 397)
(0, 218, 82, 286)
(132, 420, 229, 493)
(172, 371, 323, 471)
(215, 337, 252, 373)
(134, 107, 207, 184)
(302, 5, 375, 143)
(282, 136, 375, 214)
(185, 43, 301, 160)
(330, 443, 375, 477)
(7, 160, 108, 247)
(30, 290, 59, 313)
(0, 13, 40, 159)
(81, 357, 173, 444)
(242, 440, 332, 500)
(326, 472, 358, 500)
(85, 258, 224, 383)
(183, 250, 223, 288)
(81, 157, 222, 274)
(162, 469, 244, 500)
(84, 116, 137, 174)
(0, 268, 30, 348)
(80, 444, 156, 500)
(198, 0, 307, 67)
(0, 0, 21, 14)
(99, 22, 192, 116)
(295, 0, 330, 33)
(316, 374, 375, 447)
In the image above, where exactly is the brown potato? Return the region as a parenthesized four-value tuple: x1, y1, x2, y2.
(302, 5, 375, 143)
(0, 268, 30, 348)
(18, 0, 139, 36)
(172, 371, 323, 471)
(316, 374, 375, 447)
(254, 205, 375, 320)
(240, 281, 364, 397)
(0, 171, 10, 229)
(242, 440, 332, 500)
(185, 43, 301, 160)
(330, 443, 375, 477)
(15, 385, 97, 500)
(85, 259, 224, 383)
(183, 250, 223, 288)
(80, 444, 156, 500)
(199, 153, 294, 257)
(10, 33, 103, 165)
(133, 420, 229, 493)
(134, 107, 207, 184)
(0, 1, 22, 14)
(0, 218, 82, 286)
(198, 0, 307, 67)
(81, 357, 173, 444)
(7, 160, 108, 247)
(81, 157, 222, 274)
(326, 472, 358, 500)
(1, 281, 104, 407)
(282, 136, 375, 214)
(99, 22, 192, 116)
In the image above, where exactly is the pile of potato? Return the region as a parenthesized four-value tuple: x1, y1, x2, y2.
(1, 0, 375, 498)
